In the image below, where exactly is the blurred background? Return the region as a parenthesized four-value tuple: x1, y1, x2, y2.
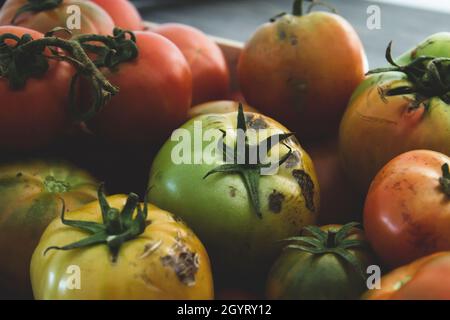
(0, 0, 448, 67)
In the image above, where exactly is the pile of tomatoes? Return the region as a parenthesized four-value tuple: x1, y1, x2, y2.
(0, 0, 449, 300)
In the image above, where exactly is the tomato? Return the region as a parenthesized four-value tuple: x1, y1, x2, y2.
(90, 0, 143, 31)
(364, 150, 450, 269)
(0, 0, 114, 36)
(339, 33, 450, 193)
(85, 31, 192, 146)
(364, 252, 450, 300)
(0, 26, 72, 151)
(153, 23, 230, 106)
(188, 100, 257, 119)
(148, 105, 320, 288)
(30, 189, 214, 300)
(238, 0, 366, 140)
(266, 223, 375, 300)
(0, 160, 98, 299)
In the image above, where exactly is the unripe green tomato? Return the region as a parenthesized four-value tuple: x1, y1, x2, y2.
(148, 108, 320, 287)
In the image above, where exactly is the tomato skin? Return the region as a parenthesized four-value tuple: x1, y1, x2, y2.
(90, 0, 143, 31)
(86, 31, 192, 146)
(31, 195, 214, 300)
(364, 252, 450, 300)
(266, 225, 374, 300)
(238, 12, 366, 140)
(188, 100, 257, 119)
(148, 110, 320, 288)
(153, 23, 230, 106)
(0, 160, 98, 299)
(0, 26, 74, 151)
(364, 150, 450, 269)
(339, 33, 450, 193)
(0, 0, 114, 36)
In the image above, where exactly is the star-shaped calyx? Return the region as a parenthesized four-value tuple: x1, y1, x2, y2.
(203, 103, 294, 219)
(45, 184, 149, 263)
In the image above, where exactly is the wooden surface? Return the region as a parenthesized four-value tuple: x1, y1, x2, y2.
(138, 0, 449, 68)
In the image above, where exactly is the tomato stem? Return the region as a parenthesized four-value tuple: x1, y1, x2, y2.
(292, 0, 304, 16)
(44, 185, 149, 263)
(0, 30, 122, 122)
(440, 163, 450, 197)
(326, 231, 337, 248)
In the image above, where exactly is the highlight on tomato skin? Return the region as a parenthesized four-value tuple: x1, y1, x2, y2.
(363, 150, 450, 269)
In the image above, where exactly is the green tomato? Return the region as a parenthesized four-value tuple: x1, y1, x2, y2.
(148, 106, 320, 287)
(340, 33, 450, 193)
(266, 223, 376, 300)
(0, 160, 98, 299)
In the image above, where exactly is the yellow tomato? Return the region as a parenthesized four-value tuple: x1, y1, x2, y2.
(30, 191, 214, 300)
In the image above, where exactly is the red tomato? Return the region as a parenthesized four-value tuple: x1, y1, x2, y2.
(0, 0, 114, 36)
(238, 4, 366, 141)
(153, 23, 230, 105)
(0, 26, 73, 151)
(365, 252, 450, 300)
(90, 0, 143, 31)
(364, 150, 450, 268)
(85, 31, 192, 146)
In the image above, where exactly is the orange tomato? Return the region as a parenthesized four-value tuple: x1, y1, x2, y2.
(90, 0, 143, 30)
(364, 150, 450, 268)
(365, 252, 450, 300)
(238, 2, 366, 140)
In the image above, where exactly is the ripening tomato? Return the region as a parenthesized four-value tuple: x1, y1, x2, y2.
(0, 0, 114, 36)
(90, 0, 143, 31)
(0, 26, 74, 151)
(31, 191, 214, 300)
(340, 33, 450, 193)
(148, 105, 320, 289)
(85, 31, 192, 146)
(364, 150, 450, 268)
(364, 252, 450, 300)
(0, 160, 98, 299)
(153, 23, 230, 105)
(266, 223, 375, 300)
(238, 0, 366, 140)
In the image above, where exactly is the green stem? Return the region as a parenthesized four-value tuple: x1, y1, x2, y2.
(440, 163, 450, 197)
(292, 0, 303, 16)
(326, 231, 337, 248)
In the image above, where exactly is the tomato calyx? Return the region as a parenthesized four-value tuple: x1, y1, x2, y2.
(271, 0, 336, 22)
(283, 222, 369, 279)
(367, 42, 450, 106)
(440, 163, 450, 197)
(203, 103, 294, 218)
(11, 0, 63, 24)
(0, 30, 118, 121)
(44, 184, 149, 263)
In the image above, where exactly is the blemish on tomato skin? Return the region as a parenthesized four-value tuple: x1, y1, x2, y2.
(268, 190, 285, 213)
(292, 169, 316, 212)
(228, 186, 237, 198)
(401, 211, 439, 254)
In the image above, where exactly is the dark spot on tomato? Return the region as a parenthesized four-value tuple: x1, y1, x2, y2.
(285, 150, 301, 168)
(161, 241, 199, 286)
(290, 35, 298, 46)
(268, 190, 285, 213)
(229, 186, 237, 197)
(16, 172, 22, 178)
(278, 29, 287, 40)
(292, 169, 316, 212)
(246, 114, 268, 129)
